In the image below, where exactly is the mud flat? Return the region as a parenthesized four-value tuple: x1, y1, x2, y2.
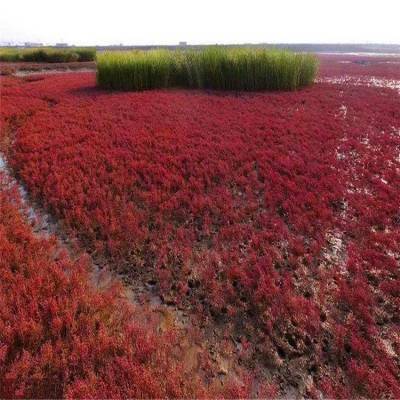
(0, 60, 96, 76)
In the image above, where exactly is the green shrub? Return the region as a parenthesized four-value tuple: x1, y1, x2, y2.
(97, 47, 318, 91)
(0, 49, 22, 62)
(0, 47, 96, 63)
(75, 48, 97, 62)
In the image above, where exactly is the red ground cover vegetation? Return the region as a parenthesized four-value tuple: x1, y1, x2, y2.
(0, 172, 215, 398)
(1, 55, 399, 397)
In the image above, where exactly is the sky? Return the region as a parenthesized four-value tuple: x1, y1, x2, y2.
(1, 0, 399, 46)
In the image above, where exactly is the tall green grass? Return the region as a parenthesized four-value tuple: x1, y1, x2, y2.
(0, 47, 96, 63)
(97, 48, 318, 91)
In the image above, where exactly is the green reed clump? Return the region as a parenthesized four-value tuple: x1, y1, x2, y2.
(97, 50, 176, 90)
(97, 47, 318, 91)
(0, 47, 96, 63)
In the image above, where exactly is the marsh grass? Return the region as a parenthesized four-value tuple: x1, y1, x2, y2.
(97, 47, 318, 91)
(0, 47, 96, 63)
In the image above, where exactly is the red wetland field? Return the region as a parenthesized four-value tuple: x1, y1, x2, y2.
(0, 53, 399, 398)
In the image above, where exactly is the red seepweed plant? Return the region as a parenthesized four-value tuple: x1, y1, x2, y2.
(0, 171, 213, 398)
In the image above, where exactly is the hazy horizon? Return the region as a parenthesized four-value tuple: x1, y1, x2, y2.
(1, 0, 399, 46)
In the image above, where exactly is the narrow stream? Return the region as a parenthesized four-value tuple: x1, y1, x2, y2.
(0, 152, 56, 235)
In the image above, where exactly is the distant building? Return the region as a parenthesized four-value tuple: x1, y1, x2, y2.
(179, 41, 187, 47)
(56, 43, 69, 47)
(24, 42, 43, 47)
